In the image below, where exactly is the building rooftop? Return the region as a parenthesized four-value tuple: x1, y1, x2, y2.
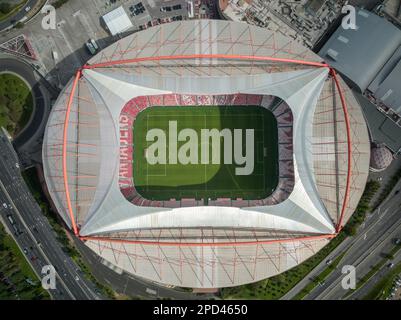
(102, 6, 133, 36)
(319, 8, 401, 94)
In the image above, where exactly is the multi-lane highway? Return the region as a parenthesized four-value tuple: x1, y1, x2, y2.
(281, 166, 401, 300)
(0, 130, 102, 300)
(293, 179, 401, 300)
(349, 250, 401, 300)
(309, 184, 401, 300)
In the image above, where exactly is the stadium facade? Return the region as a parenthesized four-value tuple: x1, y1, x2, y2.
(43, 20, 370, 288)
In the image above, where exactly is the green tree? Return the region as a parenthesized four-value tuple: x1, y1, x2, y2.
(0, 3, 12, 14)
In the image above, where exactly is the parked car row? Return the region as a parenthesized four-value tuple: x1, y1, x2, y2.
(160, 4, 182, 12)
(130, 2, 145, 16)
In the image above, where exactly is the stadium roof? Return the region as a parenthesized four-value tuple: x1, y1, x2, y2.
(43, 20, 370, 288)
(102, 6, 133, 36)
(319, 9, 401, 94)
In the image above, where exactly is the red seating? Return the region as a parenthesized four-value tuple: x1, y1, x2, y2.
(163, 94, 181, 105)
(181, 95, 197, 106)
(119, 93, 296, 209)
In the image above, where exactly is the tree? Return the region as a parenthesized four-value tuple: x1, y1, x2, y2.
(0, 3, 12, 15)
(14, 22, 24, 29)
(343, 224, 357, 236)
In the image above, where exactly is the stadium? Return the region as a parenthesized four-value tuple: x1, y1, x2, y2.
(43, 20, 370, 289)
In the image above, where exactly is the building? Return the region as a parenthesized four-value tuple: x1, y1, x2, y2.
(102, 6, 133, 36)
(42, 20, 370, 289)
(217, 0, 346, 48)
(319, 8, 401, 139)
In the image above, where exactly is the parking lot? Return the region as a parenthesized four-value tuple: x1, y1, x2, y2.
(0, 0, 198, 86)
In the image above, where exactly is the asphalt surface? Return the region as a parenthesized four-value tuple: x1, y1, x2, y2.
(311, 182, 401, 300)
(0, 57, 45, 148)
(350, 250, 401, 300)
(0, 130, 102, 300)
(0, 0, 39, 32)
(300, 179, 401, 300)
(282, 151, 401, 300)
(0, 56, 54, 168)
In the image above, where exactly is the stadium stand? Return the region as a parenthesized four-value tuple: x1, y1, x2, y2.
(119, 93, 295, 208)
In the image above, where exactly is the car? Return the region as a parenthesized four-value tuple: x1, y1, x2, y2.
(25, 6, 31, 12)
(90, 39, 99, 51)
(388, 263, 394, 268)
(394, 238, 401, 245)
(52, 51, 59, 61)
(23, 248, 28, 255)
(326, 259, 333, 265)
(75, 275, 80, 281)
(85, 42, 97, 55)
(7, 215, 14, 225)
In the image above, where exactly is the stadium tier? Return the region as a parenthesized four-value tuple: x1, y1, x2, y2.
(119, 93, 293, 208)
(43, 20, 370, 288)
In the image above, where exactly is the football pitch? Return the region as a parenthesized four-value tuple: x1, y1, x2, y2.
(133, 106, 278, 201)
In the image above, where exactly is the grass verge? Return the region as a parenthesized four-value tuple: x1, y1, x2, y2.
(0, 222, 50, 300)
(0, 73, 34, 137)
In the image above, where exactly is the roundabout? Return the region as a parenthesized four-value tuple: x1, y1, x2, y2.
(0, 55, 51, 166)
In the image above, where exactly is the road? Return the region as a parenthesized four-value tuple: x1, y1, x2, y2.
(303, 179, 401, 300)
(0, 0, 39, 32)
(281, 154, 401, 300)
(0, 130, 102, 300)
(0, 57, 47, 148)
(350, 250, 401, 300)
(0, 55, 55, 168)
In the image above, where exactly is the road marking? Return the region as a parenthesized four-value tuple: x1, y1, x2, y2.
(379, 208, 389, 220)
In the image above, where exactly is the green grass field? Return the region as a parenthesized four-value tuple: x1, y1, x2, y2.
(133, 106, 278, 201)
(0, 73, 33, 137)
